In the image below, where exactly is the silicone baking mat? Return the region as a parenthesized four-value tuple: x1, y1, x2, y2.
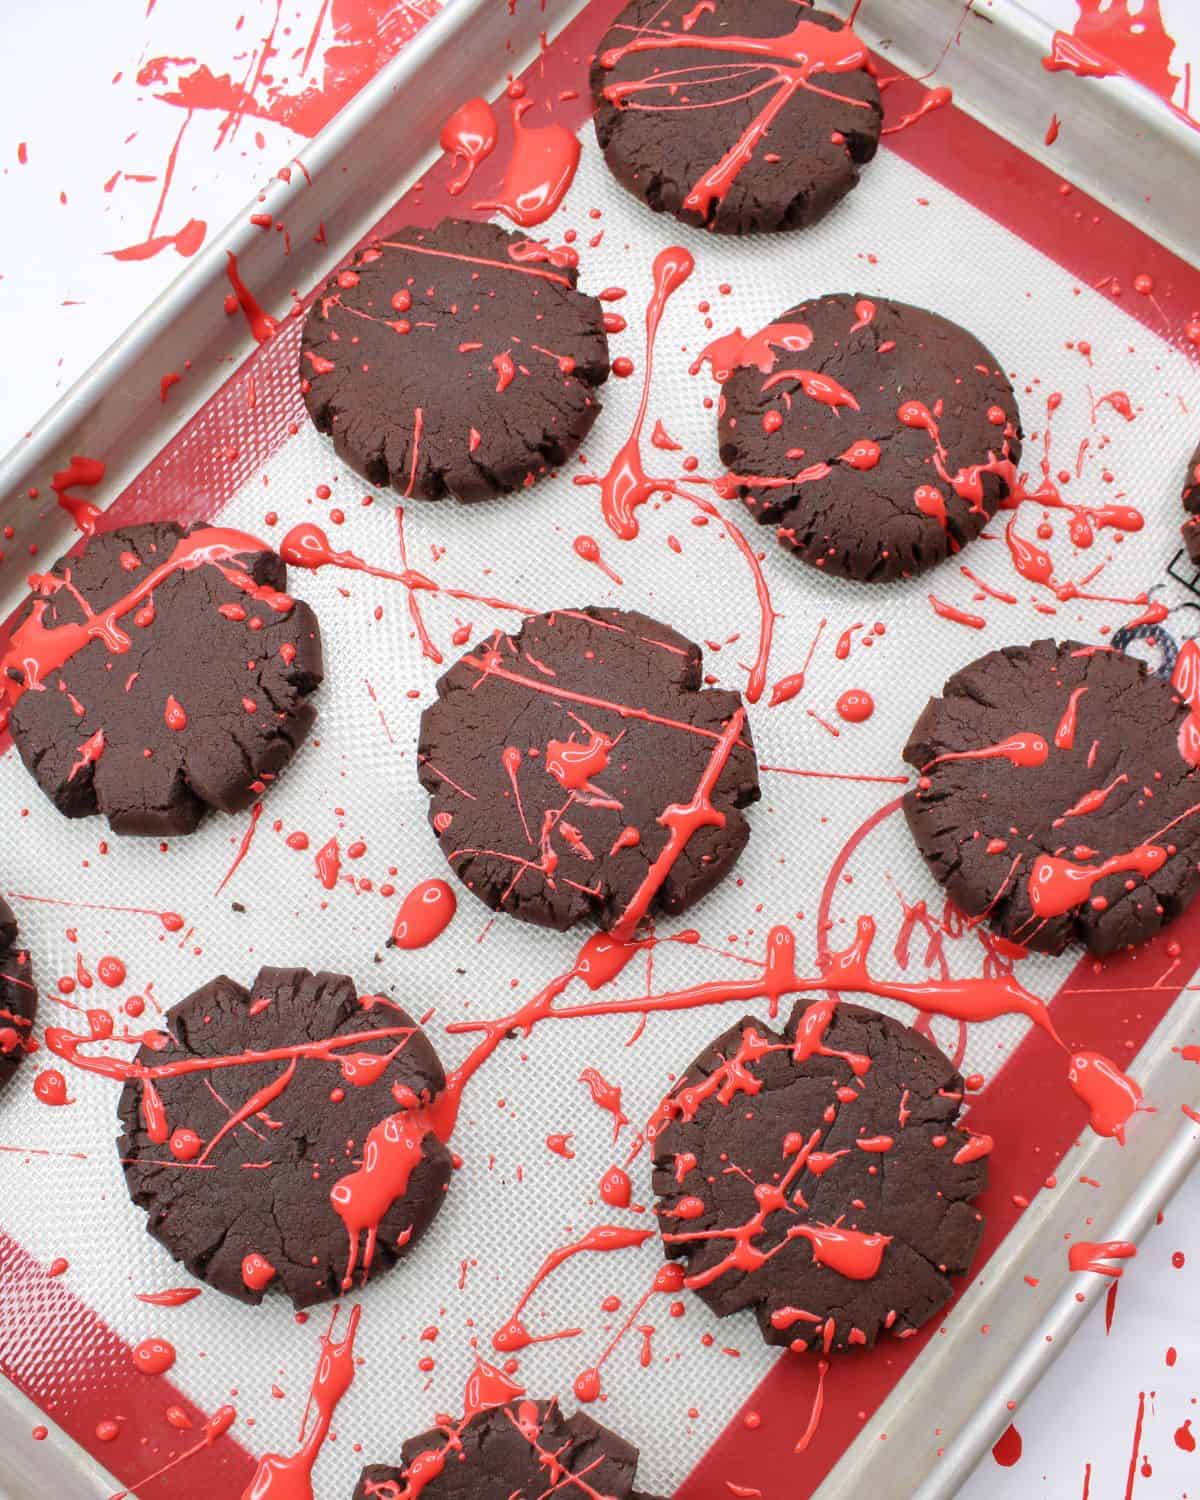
(2, 3, 1200, 1497)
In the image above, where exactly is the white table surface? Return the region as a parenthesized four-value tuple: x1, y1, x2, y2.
(1, 2, 1199, 1496)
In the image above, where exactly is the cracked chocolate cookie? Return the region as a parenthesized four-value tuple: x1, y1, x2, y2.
(118, 966, 452, 1308)
(903, 639, 1200, 956)
(713, 294, 1022, 582)
(353, 1398, 664, 1500)
(300, 218, 610, 502)
(0, 899, 34, 1092)
(650, 1000, 988, 1354)
(417, 606, 760, 931)
(590, 0, 883, 236)
(4, 522, 322, 836)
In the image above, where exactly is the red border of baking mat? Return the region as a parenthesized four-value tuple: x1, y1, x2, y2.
(3, 2, 1200, 1496)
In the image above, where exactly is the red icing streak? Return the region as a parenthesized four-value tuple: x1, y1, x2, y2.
(1068, 1239, 1137, 1276)
(67, 727, 107, 783)
(390, 878, 457, 949)
(492, 1225, 653, 1353)
(579, 1065, 629, 1140)
(576, 246, 776, 703)
(928, 594, 986, 630)
(134, 1286, 202, 1307)
(33, 1070, 71, 1107)
(51, 456, 107, 538)
(881, 85, 952, 138)
(240, 1304, 360, 1499)
(925, 732, 1049, 772)
(1176, 1420, 1196, 1453)
(315, 838, 341, 891)
(1029, 845, 1167, 920)
(164, 695, 188, 731)
(440, 97, 498, 195)
(475, 92, 580, 228)
(215, 802, 263, 896)
(1054, 685, 1088, 751)
(598, 1165, 633, 1208)
(689, 322, 813, 383)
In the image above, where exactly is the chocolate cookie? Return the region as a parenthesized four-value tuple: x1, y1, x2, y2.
(0, 899, 34, 1091)
(650, 1001, 987, 1354)
(714, 294, 1022, 582)
(903, 639, 1200, 956)
(117, 967, 452, 1307)
(418, 607, 760, 931)
(1181, 437, 1200, 563)
(300, 218, 610, 502)
(353, 1398, 664, 1500)
(4, 523, 322, 836)
(591, 0, 882, 235)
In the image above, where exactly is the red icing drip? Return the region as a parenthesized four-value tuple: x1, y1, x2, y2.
(440, 97, 498, 195)
(225, 252, 278, 344)
(132, 1337, 176, 1376)
(475, 94, 580, 228)
(835, 689, 874, 724)
(51, 455, 106, 538)
(881, 84, 952, 135)
(1067, 1052, 1144, 1143)
(1067, 1239, 1138, 1276)
(390, 878, 457, 950)
(315, 838, 341, 891)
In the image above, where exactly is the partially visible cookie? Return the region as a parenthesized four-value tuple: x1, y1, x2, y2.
(0, 899, 34, 1091)
(1181, 436, 1200, 563)
(417, 607, 760, 931)
(353, 1398, 663, 1500)
(650, 1001, 987, 1354)
(5, 522, 322, 836)
(591, 0, 882, 234)
(715, 294, 1022, 582)
(903, 639, 1200, 956)
(301, 218, 610, 502)
(118, 967, 452, 1307)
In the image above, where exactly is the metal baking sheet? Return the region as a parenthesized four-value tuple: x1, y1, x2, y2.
(1, 2, 1199, 1498)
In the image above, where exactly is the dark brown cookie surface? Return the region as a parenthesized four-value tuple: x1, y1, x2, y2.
(0, 899, 34, 1091)
(418, 607, 759, 932)
(903, 639, 1200, 956)
(714, 294, 1022, 582)
(353, 1398, 662, 1500)
(591, 0, 882, 235)
(650, 1001, 987, 1354)
(5, 523, 322, 836)
(118, 967, 452, 1308)
(300, 219, 610, 502)
(1182, 437, 1200, 563)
